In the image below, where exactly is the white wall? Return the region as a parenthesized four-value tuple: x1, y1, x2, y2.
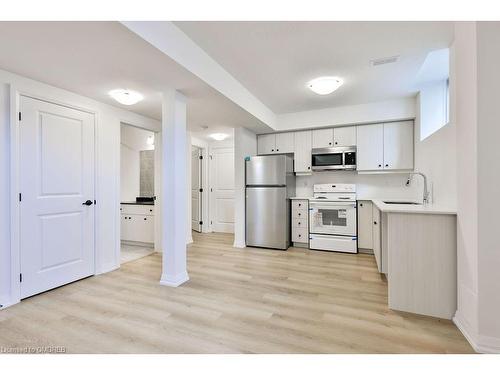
(453, 21, 480, 350)
(275, 97, 416, 131)
(0, 80, 10, 305)
(233, 127, 257, 247)
(453, 21, 500, 353)
(476, 21, 500, 350)
(0, 68, 160, 308)
(414, 92, 457, 207)
(120, 144, 141, 201)
(120, 125, 155, 202)
(296, 172, 420, 201)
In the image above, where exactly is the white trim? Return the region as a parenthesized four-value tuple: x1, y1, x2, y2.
(160, 271, 189, 287)
(233, 240, 246, 248)
(9, 89, 98, 304)
(8, 84, 21, 307)
(453, 311, 500, 353)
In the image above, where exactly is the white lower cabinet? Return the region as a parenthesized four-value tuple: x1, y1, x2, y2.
(372, 205, 382, 273)
(291, 200, 309, 244)
(120, 204, 155, 244)
(357, 200, 373, 249)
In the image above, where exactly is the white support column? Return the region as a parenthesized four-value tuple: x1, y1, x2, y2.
(160, 89, 189, 287)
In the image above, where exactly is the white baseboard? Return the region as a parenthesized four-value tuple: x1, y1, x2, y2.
(453, 311, 500, 353)
(0, 299, 20, 310)
(160, 271, 189, 287)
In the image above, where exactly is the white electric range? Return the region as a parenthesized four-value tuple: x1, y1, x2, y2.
(309, 183, 358, 253)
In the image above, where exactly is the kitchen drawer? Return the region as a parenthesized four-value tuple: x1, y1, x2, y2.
(292, 209, 308, 219)
(292, 200, 308, 210)
(120, 204, 155, 216)
(292, 228, 308, 243)
(292, 218, 307, 228)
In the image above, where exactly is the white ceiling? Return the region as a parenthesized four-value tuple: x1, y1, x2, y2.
(175, 21, 454, 114)
(0, 21, 271, 135)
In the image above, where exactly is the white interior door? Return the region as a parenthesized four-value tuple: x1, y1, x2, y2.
(210, 147, 235, 233)
(191, 146, 202, 232)
(19, 96, 95, 299)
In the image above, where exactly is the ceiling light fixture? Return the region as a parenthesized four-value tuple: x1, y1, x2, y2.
(209, 133, 228, 141)
(109, 89, 144, 105)
(307, 76, 343, 95)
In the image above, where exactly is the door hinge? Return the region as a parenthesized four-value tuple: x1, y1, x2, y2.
(210, 220, 213, 225)
(199, 155, 203, 160)
(19, 193, 22, 202)
(199, 188, 203, 193)
(199, 221, 203, 225)
(210, 188, 213, 193)
(19, 273, 22, 283)
(18, 112, 22, 121)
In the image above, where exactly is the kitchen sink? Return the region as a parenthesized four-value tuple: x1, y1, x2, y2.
(383, 201, 421, 205)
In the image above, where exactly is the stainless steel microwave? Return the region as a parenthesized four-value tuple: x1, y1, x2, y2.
(311, 146, 356, 171)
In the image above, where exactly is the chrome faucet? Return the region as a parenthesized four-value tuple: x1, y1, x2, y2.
(405, 172, 430, 204)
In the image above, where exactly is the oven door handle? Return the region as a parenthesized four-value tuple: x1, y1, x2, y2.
(309, 202, 356, 208)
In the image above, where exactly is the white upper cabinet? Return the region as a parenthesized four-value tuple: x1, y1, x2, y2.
(257, 134, 276, 155)
(275, 132, 295, 154)
(312, 128, 334, 148)
(357, 123, 384, 171)
(333, 126, 357, 147)
(258, 132, 295, 154)
(294, 130, 312, 174)
(357, 121, 414, 172)
(383, 121, 414, 170)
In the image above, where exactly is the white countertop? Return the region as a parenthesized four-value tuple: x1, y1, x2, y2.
(290, 196, 456, 215)
(371, 199, 457, 215)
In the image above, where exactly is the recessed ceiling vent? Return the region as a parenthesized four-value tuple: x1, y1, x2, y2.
(370, 55, 399, 67)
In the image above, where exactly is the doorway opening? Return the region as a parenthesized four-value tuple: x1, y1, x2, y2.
(120, 123, 157, 264)
(190, 132, 235, 245)
(191, 146, 203, 233)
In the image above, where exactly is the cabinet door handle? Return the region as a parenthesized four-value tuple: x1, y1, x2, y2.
(144, 218, 147, 220)
(378, 164, 382, 168)
(385, 164, 389, 167)
(334, 141, 338, 145)
(298, 234, 301, 237)
(271, 149, 274, 152)
(276, 149, 279, 152)
(307, 166, 311, 170)
(360, 203, 363, 207)
(374, 221, 377, 225)
(329, 142, 332, 146)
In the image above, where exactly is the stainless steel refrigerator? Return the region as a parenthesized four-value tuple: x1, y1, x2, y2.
(245, 155, 296, 250)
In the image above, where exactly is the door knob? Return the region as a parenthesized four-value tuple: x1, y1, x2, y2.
(82, 200, 93, 206)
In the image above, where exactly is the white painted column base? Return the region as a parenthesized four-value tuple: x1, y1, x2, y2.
(160, 271, 190, 287)
(233, 240, 246, 248)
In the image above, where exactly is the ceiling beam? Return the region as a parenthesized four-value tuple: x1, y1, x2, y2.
(121, 21, 277, 129)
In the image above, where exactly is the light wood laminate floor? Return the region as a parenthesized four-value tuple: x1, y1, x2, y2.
(0, 232, 473, 353)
